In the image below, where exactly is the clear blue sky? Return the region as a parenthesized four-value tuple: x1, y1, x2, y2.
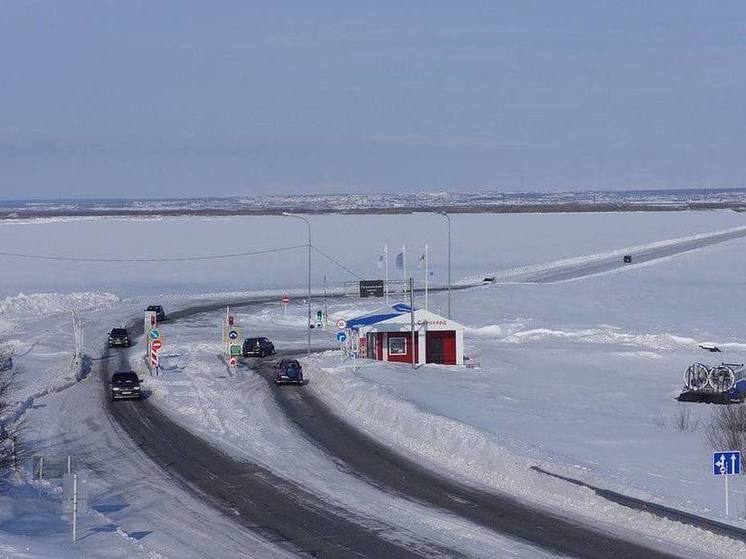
(1, 1, 745, 199)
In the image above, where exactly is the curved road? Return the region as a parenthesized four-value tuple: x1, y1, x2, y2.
(100, 297, 695, 559)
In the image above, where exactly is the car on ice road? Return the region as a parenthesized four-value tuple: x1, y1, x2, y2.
(108, 327, 131, 347)
(110, 371, 142, 400)
(274, 359, 304, 385)
(146, 305, 167, 322)
(243, 337, 276, 357)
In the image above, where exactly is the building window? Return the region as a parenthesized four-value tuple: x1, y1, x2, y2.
(388, 336, 407, 355)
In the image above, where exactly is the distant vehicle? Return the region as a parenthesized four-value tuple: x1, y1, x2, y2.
(483, 276, 496, 283)
(623, 255, 632, 263)
(243, 337, 275, 357)
(146, 305, 166, 322)
(110, 371, 142, 400)
(108, 327, 131, 348)
(274, 359, 304, 385)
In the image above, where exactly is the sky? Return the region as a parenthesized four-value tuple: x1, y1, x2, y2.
(1, 1, 746, 200)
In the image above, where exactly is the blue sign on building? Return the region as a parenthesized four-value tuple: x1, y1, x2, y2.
(713, 451, 741, 476)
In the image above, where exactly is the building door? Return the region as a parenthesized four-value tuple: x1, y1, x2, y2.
(426, 331, 456, 364)
(426, 335, 444, 363)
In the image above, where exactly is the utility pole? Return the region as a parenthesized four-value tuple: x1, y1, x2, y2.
(282, 213, 312, 357)
(438, 212, 452, 319)
(410, 277, 416, 370)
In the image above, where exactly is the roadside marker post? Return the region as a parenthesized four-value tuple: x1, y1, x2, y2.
(713, 451, 741, 516)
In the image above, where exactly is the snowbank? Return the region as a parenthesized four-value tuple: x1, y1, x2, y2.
(304, 354, 746, 558)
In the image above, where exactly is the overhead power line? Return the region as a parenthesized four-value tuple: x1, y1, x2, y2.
(0, 244, 306, 263)
(311, 245, 363, 279)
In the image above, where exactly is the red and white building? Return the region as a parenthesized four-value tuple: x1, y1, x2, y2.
(348, 304, 465, 366)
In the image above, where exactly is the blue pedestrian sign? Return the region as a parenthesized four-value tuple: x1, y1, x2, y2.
(149, 329, 160, 340)
(713, 451, 741, 476)
(228, 330, 239, 340)
(336, 331, 347, 343)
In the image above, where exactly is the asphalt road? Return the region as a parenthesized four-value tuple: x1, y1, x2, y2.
(519, 226, 746, 283)
(106, 301, 464, 559)
(253, 361, 687, 559)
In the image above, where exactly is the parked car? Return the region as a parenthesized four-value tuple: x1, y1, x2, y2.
(110, 371, 142, 400)
(623, 255, 632, 264)
(243, 337, 275, 357)
(146, 305, 166, 322)
(108, 327, 131, 348)
(483, 276, 496, 283)
(274, 359, 304, 385)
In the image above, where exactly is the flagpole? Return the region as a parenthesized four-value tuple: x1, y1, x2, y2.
(424, 244, 428, 311)
(384, 244, 389, 305)
(402, 244, 407, 290)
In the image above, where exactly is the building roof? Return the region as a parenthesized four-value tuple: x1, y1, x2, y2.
(346, 303, 412, 330)
(363, 308, 465, 333)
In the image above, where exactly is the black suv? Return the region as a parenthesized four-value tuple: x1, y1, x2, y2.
(242, 337, 275, 357)
(146, 305, 166, 322)
(108, 328, 131, 348)
(110, 371, 142, 400)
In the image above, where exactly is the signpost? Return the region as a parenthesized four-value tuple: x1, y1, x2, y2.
(713, 450, 742, 516)
(151, 339, 162, 352)
(228, 330, 239, 341)
(336, 319, 347, 330)
(63, 471, 88, 542)
(359, 279, 385, 298)
(149, 329, 160, 340)
(336, 331, 347, 343)
(281, 294, 290, 313)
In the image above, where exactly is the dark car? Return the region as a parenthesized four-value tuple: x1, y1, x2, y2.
(274, 359, 303, 385)
(146, 305, 166, 322)
(108, 327, 131, 348)
(623, 255, 632, 264)
(243, 337, 275, 357)
(110, 371, 142, 400)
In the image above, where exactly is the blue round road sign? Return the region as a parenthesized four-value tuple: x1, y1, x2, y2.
(149, 329, 160, 340)
(336, 331, 347, 343)
(228, 330, 239, 340)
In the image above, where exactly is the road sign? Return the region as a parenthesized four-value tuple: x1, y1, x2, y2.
(336, 319, 347, 330)
(336, 331, 347, 343)
(359, 279, 384, 298)
(149, 328, 160, 340)
(714, 450, 742, 517)
(714, 451, 741, 476)
(151, 339, 162, 351)
(229, 344, 242, 357)
(229, 356, 237, 367)
(282, 295, 290, 304)
(228, 330, 239, 340)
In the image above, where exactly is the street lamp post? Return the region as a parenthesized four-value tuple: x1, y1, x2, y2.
(282, 212, 312, 357)
(438, 212, 452, 319)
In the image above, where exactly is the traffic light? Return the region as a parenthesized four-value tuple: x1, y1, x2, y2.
(316, 310, 323, 321)
(228, 315, 234, 326)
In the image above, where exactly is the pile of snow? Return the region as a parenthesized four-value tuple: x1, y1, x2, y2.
(500, 326, 698, 350)
(0, 292, 119, 320)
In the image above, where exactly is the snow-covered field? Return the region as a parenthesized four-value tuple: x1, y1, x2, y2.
(2, 210, 746, 558)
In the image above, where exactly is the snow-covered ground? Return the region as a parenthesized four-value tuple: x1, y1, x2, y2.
(2, 210, 746, 558)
